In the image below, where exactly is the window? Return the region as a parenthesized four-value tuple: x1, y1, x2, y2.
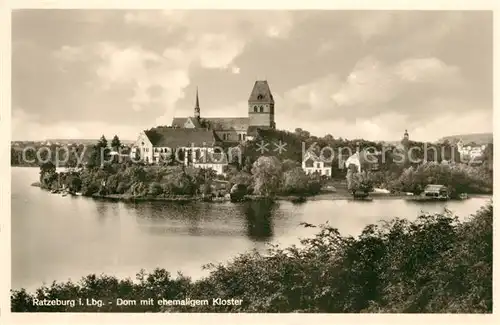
(253, 106, 258, 112)
(259, 106, 264, 113)
(238, 134, 242, 141)
(257, 94, 263, 100)
(316, 162, 321, 168)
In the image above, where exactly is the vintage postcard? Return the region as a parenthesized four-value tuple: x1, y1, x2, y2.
(1, 0, 498, 324)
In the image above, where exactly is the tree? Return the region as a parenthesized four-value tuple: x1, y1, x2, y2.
(251, 156, 282, 196)
(111, 135, 121, 152)
(282, 159, 300, 172)
(148, 182, 163, 196)
(324, 134, 334, 141)
(346, 170, 373, 196)
(282, 167, 309, 195)
(97, 135, 108, 149)
(40, 160, 56, 174)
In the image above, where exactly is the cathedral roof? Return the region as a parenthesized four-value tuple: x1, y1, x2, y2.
(248, 80, 274, 103)
(203, 117, 249, 131)
(171, 117, 189, 128)
(171, 117, 249, 131)
(246, 125, 273, 137)
(144, 127, 222, 148)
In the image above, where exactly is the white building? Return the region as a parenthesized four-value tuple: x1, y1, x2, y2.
(456, 140, 486, 161)
(130, 127, 229, 174)
(302, 151, 332, 177)
(344, 152, 362, 172)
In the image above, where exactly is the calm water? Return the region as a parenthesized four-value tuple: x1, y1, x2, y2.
(11, 167, 491, 291)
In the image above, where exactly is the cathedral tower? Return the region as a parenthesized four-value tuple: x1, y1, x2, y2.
(194, 87, 200, 119)
(248, 80, 275, 129)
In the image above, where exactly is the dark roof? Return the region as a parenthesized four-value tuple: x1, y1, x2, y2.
(248, 80, 274, 103)
(171, 117, 248, 131)
(203, 117, 248, 131)
(247, 125, 272, 136)
(172, 117, 188, 128)
(144, 127, 222, 148)
(187, 117, 202, 128)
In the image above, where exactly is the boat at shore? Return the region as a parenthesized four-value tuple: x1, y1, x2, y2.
(406, 184, 451, 202)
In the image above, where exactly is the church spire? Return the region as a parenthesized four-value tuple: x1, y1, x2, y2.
(194, 87, 200, 119)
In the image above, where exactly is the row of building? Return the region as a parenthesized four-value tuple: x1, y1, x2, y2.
(128, 80, 406, 177)
(128, 80, 489, 177)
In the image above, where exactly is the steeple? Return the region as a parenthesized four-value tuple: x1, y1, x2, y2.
(194, 87, 200, 119)
(404, 129, 409, 140)
(248, 80, 276, 129)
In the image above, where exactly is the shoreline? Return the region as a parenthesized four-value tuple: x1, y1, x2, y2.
(32, 184, 491, 203)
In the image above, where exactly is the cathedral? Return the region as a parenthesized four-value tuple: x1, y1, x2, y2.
(131, 80, 276, 165)
(171, 80, 276, 142)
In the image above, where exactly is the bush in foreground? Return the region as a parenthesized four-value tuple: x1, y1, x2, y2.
(11, 204, 492, 313)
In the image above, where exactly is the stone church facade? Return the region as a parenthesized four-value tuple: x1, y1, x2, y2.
(130, 80, 276, 169)
(171, 80, 276, 142)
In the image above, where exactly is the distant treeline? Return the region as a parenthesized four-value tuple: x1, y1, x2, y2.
(11, 135, 127, 167)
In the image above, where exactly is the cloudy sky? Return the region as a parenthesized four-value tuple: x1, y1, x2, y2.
(12, 10, 492, 142)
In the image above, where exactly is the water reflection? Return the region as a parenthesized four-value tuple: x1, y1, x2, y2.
(112, 200, 279, 242)
(95, 200, 110, 223)
(240, 200, 275, 242)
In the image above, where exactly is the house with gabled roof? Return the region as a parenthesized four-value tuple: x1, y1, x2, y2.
(302, 150, 332, 177)
(130, 127, 229, 173)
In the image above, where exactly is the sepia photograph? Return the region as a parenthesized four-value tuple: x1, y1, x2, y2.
(4, 5, 494, 318)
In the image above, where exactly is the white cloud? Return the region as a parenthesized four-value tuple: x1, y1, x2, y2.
(331, 56, 463, 108)
(196, 33, 246, 69)
(284, 74, 342, 111)
(231, 66, 241, 74)
(395, 57, 461, 85)
(332, 56, 398, 107)
(353, 12, 395, 42)
(94, 43, 190, 113)
(53, 45, 86, 62)
(123, 10, 294, 40)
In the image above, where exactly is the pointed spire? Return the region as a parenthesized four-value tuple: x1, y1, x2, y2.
(195, 87, 200, 108)
(194, 87, 200, 119)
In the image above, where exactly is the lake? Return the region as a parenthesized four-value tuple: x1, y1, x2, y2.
(11, 167, 491, 291)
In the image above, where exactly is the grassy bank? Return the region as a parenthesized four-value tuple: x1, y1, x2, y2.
(11, 204, 492, 313)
